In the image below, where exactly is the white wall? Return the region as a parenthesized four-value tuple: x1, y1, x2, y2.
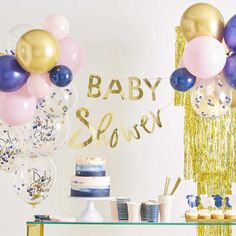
(0, 0, 234, 236)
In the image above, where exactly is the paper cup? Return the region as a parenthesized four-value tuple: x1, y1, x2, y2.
(145, 203, 160, 222)
(116, 197, 130, 220)
(158, 195, 173, 222)
(140, 202, 147, 221)
(110, 199, 118, 221)
(127, 202, 141, 222)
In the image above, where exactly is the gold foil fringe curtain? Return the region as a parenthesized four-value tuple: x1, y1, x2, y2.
(175, 26, 236, 236)
(174, 26, 186, 107)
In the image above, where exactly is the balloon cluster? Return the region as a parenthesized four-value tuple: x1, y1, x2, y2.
(0, 14, 83, 126)
(0, 14, 82, 207)
(170, 3, 236, 118)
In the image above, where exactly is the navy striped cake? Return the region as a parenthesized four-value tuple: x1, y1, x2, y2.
(71, 157, 110, 197)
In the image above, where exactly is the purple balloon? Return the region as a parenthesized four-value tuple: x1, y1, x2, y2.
(0, 55, 29, 92)
(224, 15, 236, 52)
(223, 53, 236, 88)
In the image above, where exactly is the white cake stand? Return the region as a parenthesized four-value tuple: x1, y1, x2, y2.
(70, 197, 113, 222)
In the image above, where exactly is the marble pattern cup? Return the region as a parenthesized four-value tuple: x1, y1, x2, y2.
(110, 199, 118, 221)
(127, 202, 141, 222)
(158, 195, 173, 222)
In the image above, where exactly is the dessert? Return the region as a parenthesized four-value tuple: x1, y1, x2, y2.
(76, 156, 106, 176)
(185, 209, 198, 221)
(198, 209, 211, 220)
(71, 156, 110, 197)
(224, 210, 236, 220)
(71, 176, 110, 197)
(211, 210, 224, 220)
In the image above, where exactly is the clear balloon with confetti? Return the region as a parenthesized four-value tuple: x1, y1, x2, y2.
(37, 83, 78, 118)
(11, 155, 57, 207)
(190, 75, 232, 118)
(0, 123, 26, 172)
(26, 110, 70, 156)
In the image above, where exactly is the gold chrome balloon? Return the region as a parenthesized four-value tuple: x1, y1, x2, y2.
(16, 29, 59, 73)
(180, 3, 224, 42)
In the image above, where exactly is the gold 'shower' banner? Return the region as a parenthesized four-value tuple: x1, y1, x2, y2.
(69, 75, 163, 149)
(175, 26, 236, 236)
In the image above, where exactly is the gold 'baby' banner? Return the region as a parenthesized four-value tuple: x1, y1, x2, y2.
(87, 74, 161, 101)
(69, 75, 165, 149)
(175, 26, 236, 236)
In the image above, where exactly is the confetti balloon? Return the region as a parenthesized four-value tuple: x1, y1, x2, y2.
(9, 24, 33, 50)
(0, 24, 33, 55)
(0, 123, 26, 172)
(195, 76, 217, 88)
(37, 83, 78, 117)
(11, 155, 57, 206)
(190, 76, 232, 118)
(27, 110, 70, 156)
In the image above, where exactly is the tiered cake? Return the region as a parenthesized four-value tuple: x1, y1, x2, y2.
(71, 156, 110, 197)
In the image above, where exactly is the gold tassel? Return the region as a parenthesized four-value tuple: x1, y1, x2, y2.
(174, 26, 186, 106)
(232, 89, 236, 108)
(175, 26, 236, 236)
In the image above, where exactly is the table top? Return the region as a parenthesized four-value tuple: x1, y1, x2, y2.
(26, 220, 236, 226)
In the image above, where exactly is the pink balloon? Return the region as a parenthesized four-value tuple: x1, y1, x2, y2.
(178, 57, 185, 68)
(183, 36, 226, 78)
(44, 14, 70, 40)
(0, 85, 36, 126)
(27, 74, 52, 98)
(58, 37, 84, 74)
